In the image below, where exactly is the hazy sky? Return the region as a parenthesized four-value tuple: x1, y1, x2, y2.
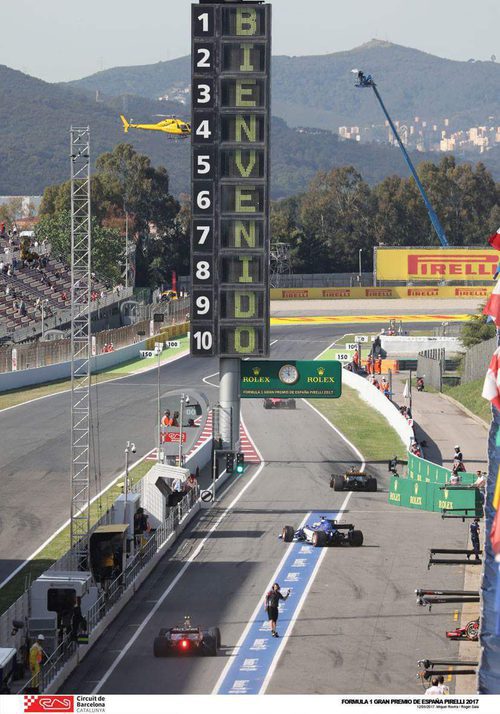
(3, 0, 499, 82)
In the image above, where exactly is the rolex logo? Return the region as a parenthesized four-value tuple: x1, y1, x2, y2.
(252, 367, 261, 376)
(317, 367, 325, 376)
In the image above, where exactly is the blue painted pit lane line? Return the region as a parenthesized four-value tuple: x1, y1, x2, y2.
(215, 509, 340, 695)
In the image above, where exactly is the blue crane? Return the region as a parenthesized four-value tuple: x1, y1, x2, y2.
(353, 69, 449, 247)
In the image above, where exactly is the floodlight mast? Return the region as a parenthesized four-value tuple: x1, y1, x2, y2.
(353, 69, 449, 247)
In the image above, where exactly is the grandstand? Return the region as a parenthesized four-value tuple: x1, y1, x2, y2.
(0, 224, 115, 342)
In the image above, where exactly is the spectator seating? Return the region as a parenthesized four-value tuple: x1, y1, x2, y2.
(0, 227, 108, 337)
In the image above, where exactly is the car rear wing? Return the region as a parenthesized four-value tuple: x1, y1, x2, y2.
(331, 521, 355, 530)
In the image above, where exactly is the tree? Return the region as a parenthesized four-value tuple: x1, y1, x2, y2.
(35, 211, 123, 285)
(460, 311, 496, 348)
(299, 167, 375, 272)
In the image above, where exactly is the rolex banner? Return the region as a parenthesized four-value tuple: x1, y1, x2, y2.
(240, 360, 342, 399)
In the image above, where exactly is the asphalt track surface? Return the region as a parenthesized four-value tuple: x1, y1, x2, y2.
(0, 323, 350, 583)
(61, 370, 469, 695)
(1, 318, 471, 694)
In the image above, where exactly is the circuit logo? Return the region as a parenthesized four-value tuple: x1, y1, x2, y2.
(24, 696, 74, 713)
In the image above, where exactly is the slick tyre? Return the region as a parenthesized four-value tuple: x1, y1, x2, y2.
(348, 529, 364, 547)
(203, 635, 217, 656)
(263, 400, 271, 409)
(367, 477, 377, 492)
(312, 530, 328, 547)
(282, 525, 294, 542)
(288, 400, 296, 409)
(153, 637, 170, 657)
(466, 621, 479, 640)
(333, 475, 344, 492)
(209, 627, 221, 649)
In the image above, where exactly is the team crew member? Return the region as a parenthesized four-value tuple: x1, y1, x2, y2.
(375, 356, 382, 375)
(470, 518, 481, 561)
(29, 634, 46, 692)
(265, 583, 290, 638)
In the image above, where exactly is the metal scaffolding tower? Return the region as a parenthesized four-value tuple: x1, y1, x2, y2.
(270, 242, 292, 287)
(69, 127, 92, 568)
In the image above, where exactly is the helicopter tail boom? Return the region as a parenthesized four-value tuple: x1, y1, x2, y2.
(120, 115, 130, 133)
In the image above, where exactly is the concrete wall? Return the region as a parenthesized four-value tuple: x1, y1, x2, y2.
(382, 335, 464, 356)
(342, 368, 414, 448)
(0, 323, 189, 393)
(0, 338, 150, 392)
(417, 350, 444, 391)
(462, 337, 496, 384)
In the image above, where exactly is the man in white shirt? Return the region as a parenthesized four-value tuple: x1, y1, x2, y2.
(425, 677, 443, 695)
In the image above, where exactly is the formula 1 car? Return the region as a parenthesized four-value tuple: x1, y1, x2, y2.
(330, 467, 377, 492)
(263, 397, 296, 409)
(281, 517, 363, 547)
(446, 618, 479, 642)
(153, 616, 221, 657)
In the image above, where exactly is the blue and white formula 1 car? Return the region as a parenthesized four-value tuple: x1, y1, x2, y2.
(280, 517, 363, 548)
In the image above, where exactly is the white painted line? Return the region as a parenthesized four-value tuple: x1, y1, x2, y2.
(92, 458, 268, 694)
(259, 490, 353, 694)
(0, 347, 190, 414)
(211, 509, 312, 695)
(202, 371, 219, 387)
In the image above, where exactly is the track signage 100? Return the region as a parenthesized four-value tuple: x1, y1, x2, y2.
(190, 2, 271, 358)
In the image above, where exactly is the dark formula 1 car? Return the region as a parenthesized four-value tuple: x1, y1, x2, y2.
(446, 618, 479, 642)
(281, 517, 363, 548)
(330, 467, 377, 492)
(153, 616, 221, 657)
(263, 397, 296, 409)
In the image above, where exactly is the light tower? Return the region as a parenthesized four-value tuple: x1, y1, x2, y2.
(69, 127, 92, 568)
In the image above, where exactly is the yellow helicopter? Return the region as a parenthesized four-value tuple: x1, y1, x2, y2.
(120, 115, 191, 138)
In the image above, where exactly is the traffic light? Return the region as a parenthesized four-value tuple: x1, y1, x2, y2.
(236, 452, 245, 474)
(226, 452, 234, 474)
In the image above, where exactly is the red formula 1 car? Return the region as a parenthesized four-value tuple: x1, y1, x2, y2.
(263, 398, 296, 409)
(446, 619, 479, 641)
(153, 616, 221, 657)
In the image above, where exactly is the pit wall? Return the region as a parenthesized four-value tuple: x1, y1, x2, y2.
(0, 323, 188, 393)
(341, 368, 414, 448)
(270, 286, 492, 300)
(388, 452, 482, 515)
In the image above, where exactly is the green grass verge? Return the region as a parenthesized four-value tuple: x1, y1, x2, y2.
(443, 377, 490, 424)
(312, 385, 406, 462)
(0, 459, 154, 615)
(0, 337, 189, 411)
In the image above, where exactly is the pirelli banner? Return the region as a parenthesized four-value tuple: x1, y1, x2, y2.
(190, 2, 271, 358)
(270, 286, 493, 300)
(375, 246, 500, 282)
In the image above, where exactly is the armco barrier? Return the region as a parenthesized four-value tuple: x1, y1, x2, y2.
(341, 368, 414, 448)
(270, 286, 493, 300)
(0, 322, 188, 393)
(388, 474, 482, 515)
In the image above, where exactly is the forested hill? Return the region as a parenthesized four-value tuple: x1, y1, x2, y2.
(67, 40, 500, 130)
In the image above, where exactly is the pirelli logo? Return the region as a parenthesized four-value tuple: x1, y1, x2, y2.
(408, 253, 497, 277)
(283, 289, 309, 298)
(454, 287, 489, 297)
(407, 287, 439, 297)
(321, 289, 351, 298)
(365, 289, 393, 297)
